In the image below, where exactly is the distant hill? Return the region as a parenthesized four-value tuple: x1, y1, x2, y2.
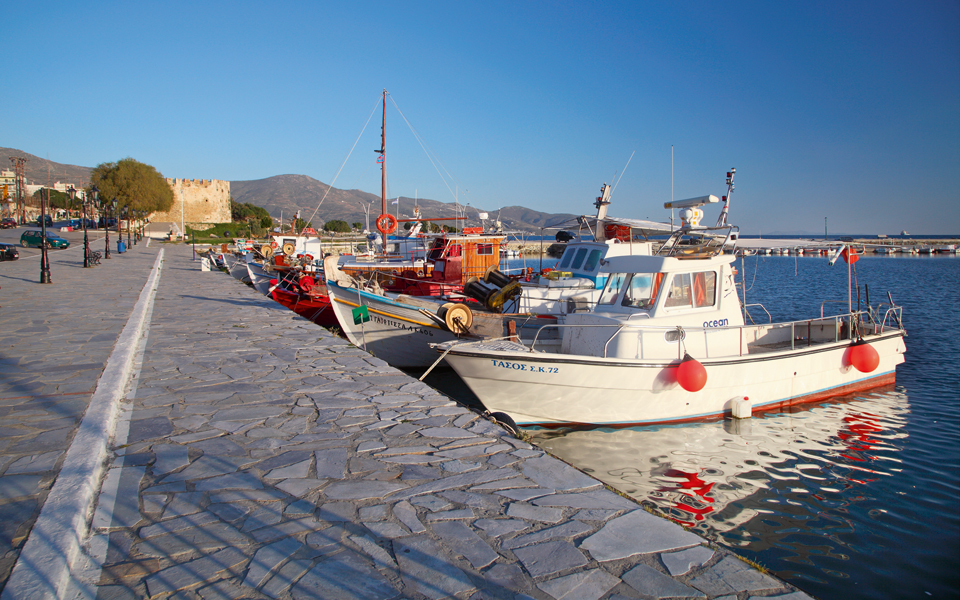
(1, 147, 92, 186)
(0, 147, 578, 231)
(230, 174, 579, 232)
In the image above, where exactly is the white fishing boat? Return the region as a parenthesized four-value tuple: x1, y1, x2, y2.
(246, 260, 275, 295)
(325, 183, 675, 368)
(433, 169, 907, 427)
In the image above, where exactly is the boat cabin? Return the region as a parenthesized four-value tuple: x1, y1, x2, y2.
(558, 253, 745, 359)
(518, 240, 656, 314)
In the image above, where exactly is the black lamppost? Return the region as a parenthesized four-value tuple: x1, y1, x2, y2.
(72, 186, 92, 268)
(103, 195, 113, 259)
(117, 204, 123, 253)
(126, 206, 132, 248)
(40, 189, 51, 284)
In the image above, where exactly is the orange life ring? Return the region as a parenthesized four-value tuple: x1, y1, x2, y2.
(376, 213, 398, 235)
(270, 241, 278, 249)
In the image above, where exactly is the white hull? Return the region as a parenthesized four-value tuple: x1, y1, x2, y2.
(327, 284, 461, 368)
(246, 262, 274, 295)
(440, 332, 905, 426)
(327, 283, 560, 368)
(228, 253, 252, 283)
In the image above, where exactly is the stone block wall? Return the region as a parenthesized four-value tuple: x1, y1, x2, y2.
(150, 178, 231, 225)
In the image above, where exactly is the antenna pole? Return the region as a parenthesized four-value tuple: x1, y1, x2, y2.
(716, 168, 735, 227)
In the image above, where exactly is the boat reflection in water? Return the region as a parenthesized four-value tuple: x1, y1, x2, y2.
(529, 386, 909, 588)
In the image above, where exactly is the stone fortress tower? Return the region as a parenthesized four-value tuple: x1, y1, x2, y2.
(150, 178, 231, 226)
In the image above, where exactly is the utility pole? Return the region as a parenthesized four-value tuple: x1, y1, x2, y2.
(9, 157, 26, 224)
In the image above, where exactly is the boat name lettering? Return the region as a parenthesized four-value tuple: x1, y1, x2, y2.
(371, 315, 434, 336)
(490, 360, 558, 374)
(703, 319, 728, 328)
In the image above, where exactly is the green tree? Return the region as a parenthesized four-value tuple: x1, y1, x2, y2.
(90, 158, 174, 215)
(352, 222, 363, 231)
(260, 215, 273, 229)
(32, 189, 70, 210)
(323, 219, 351, 233)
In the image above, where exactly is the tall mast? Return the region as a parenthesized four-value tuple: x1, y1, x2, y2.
(377, 89, 387, 217)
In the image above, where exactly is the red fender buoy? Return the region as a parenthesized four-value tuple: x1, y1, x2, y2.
(677, 353, 707, 392)
(847, 340, 879, 373)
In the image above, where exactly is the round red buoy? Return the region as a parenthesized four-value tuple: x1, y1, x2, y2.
(848, 340, 880, 373)
(677, 353, 707, 392)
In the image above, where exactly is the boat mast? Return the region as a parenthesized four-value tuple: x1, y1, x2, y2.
(377, 89, 387, 218)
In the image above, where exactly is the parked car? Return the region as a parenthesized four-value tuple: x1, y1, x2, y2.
(20, 230, 70, 249)
(34, 216, 53, 227)
(0, 242, 19, 261)
(0, 217, 17, 229)
(98, 217, 118, 228)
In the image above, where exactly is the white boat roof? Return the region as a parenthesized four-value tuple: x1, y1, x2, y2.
(583, 216, 675, 236)
(601, 252, 735, 273)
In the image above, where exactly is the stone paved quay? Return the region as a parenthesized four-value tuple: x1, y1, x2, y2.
(1, 239, 813, 600)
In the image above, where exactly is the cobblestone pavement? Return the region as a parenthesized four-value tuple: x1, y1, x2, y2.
(0, 233, 155, 590)
(2, 241, 812, 599)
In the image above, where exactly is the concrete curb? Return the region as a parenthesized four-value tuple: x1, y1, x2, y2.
(1, 249, 165, 600)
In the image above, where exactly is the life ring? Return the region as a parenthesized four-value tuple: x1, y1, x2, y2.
(270, 241, 278, 249)
(376, 213, 398, 235)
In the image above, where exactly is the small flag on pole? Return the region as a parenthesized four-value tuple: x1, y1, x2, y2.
(391, 198, 399, 205)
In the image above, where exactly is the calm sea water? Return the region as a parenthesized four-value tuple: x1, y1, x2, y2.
(415, 254, 960, 600)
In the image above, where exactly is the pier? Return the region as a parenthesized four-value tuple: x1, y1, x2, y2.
(0, 237, 813, 599)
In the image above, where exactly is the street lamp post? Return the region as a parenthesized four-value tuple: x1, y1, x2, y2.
(126, 207, 132, 248)
(103, 195, 113, 259)
(40, 189, 51, 284)
(117, 204, 123, 253)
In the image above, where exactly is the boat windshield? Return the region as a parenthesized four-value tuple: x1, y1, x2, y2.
(599, 273, 661, 308)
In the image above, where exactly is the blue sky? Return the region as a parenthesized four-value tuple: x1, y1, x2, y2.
(5, 1, 959, 234)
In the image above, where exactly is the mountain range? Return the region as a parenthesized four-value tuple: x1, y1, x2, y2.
(2, 147, 578, 231)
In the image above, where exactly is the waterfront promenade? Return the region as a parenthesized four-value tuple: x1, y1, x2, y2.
(0, 238, 812, 599)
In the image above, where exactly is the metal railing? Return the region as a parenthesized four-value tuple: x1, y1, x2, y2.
(524, 307, 904, 358)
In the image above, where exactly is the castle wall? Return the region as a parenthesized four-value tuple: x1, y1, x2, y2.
(151, 178, 231, 225)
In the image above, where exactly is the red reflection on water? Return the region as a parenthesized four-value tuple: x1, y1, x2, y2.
(657, 468, 717, 525)
(838, 412, 883, 463)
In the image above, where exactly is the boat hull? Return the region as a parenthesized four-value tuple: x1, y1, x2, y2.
(440, 333, 906, 426)
(327, 284, 465, 368)
(326, 283, 560, 368)
(271, 283, 338, 328)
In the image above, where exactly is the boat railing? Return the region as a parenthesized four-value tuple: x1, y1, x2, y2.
(528, 308, 901, 358)
(820, 300, 851, 319)
(744, 303, 772, 324)
(656, 225, 738, 258)
(875, 304, 904, 333)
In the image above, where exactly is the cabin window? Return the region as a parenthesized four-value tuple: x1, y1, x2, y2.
(477, 243, 493, 256)
(599, 273, 628, 305)
(570, 248, 588, 270)
(664, 271, 716, 308)
(693, 272, 716, 308)
(558, 247, 575, 270)
(583, 249, 603, 273)
(621, 273, 660, 309)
